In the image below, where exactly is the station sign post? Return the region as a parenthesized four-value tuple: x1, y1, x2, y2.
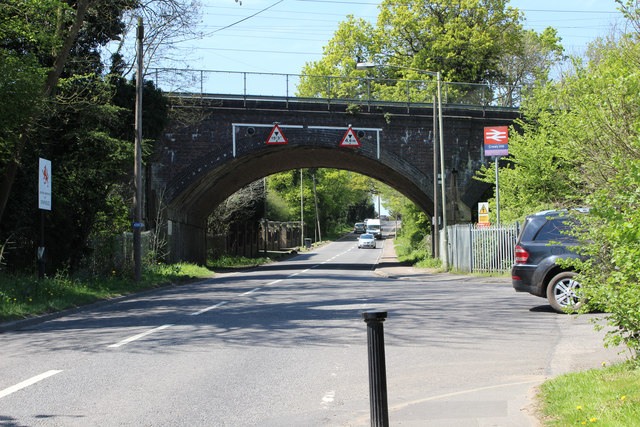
(484, 126, 509, 225)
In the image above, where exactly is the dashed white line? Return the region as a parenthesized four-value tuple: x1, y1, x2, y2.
(191, 301, 228, 316)
(241, 287, 261, 296)
(267, 279, 282, 285)
(108, 324, 174, 348)
(321, 390, 336, 406)
(0, 370, 62, 399)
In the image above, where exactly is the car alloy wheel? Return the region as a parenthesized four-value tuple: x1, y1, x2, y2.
(546, 271, 585, 313)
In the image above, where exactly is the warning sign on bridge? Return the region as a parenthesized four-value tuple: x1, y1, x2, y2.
(266, 124, 288, 145)
(340, 126, 361, 147)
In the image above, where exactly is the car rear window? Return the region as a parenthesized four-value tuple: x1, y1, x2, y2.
(534, 218, 577, 242)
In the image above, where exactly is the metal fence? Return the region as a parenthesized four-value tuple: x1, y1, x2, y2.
(147, 68, 523, 109)
(442, 222, 521, 274)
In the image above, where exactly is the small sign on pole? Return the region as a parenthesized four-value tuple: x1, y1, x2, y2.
(483, 126, 509, 157)
(38, 158, 51, 279)
(38, 158, 52, 211)
(478, 202, 490, 227)
(484, 126, 508, 225)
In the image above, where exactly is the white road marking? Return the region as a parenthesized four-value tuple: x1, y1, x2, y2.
(321, 390, 336, 406)
(241, 287, 260, 296)
(191, 301, 228, 316)
(351, 379, 543, 424)
(0, 370, 62, 399)
(107, 324, 173, 348)
(267, 279, 282, 285)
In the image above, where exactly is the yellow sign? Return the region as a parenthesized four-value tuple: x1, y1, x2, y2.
(478, 202, 489, 225)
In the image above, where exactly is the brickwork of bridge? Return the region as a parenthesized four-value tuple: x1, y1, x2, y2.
(150, 96, 520, 263)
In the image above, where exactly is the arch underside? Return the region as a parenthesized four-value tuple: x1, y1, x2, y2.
(167, 145, 435, 223)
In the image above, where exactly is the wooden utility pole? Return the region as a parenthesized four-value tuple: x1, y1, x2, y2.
(133, 18, 143, 281)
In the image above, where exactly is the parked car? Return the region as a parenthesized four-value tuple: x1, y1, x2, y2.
(358, 233, 376, 249)
(511, 210, 588, 313)
(353, 222, 366, 234)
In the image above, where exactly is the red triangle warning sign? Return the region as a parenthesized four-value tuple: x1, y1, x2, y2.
(266, 124, 288, 145)
(340, 127, 361, 147)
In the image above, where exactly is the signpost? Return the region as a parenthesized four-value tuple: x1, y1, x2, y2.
(483, 126, 509, 225)
(38, 158, 51, 278)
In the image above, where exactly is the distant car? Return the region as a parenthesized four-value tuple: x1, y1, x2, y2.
(511, 210, 588, 313)
(358, 233, 376, 249)
(379, 215, 389, 221)
(353, 222, 366, 234)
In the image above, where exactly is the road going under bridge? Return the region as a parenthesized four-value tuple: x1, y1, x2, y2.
(149, 73, 521, 263)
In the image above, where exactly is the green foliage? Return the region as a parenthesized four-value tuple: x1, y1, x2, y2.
(265, 190, 291, 221)
(207, 255, 273, 269)
(0, 0, 68, 165)
(266, 169, 375, 238)
(488, 34, 640, 358)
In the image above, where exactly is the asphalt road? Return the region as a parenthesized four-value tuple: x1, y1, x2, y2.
(0, 224, 626, 426)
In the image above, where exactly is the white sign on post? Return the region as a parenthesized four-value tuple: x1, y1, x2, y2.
(38, 158, 51, 211)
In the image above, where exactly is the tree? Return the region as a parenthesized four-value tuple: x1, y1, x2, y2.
(0, 0, 129, 225)
(108, 0, 202, 76)
(298, 0, 562, 104)
(266, 169, 374, 237)
(483, 29, 640, 356)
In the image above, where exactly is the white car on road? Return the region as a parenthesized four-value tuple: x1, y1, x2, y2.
(358, 233, 376, 249)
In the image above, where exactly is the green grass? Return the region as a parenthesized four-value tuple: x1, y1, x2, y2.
(538, 361, 640, 426)
(414, 256, 443, 269)
(206, 252, 295, 269)
(0, 263, 214, 323)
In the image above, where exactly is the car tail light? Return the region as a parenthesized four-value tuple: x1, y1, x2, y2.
(515, 245, 529, 264)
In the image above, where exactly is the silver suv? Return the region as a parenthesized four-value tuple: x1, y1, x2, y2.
(511, 210, 587, 312)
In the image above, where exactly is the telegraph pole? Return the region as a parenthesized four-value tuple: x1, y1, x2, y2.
(133, 18, 143, 281)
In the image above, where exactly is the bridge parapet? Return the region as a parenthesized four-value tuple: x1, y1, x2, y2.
(150, 68, 523, 109)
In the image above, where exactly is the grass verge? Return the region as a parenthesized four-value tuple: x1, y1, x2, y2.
(1, 253, 296, 324)
(0, 263, 214, 324)
(538, 361, 640, 426)
(206, 252, 295, 269)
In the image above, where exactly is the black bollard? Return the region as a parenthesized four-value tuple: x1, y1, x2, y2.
(362, 310, 389, 427)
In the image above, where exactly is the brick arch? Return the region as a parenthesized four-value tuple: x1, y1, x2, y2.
(163, 145, 434, 263)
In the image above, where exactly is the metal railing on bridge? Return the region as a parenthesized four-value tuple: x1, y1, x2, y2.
(148, 68, 523, 109)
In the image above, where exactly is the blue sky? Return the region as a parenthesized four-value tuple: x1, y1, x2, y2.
(173, 0, 625, 75)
